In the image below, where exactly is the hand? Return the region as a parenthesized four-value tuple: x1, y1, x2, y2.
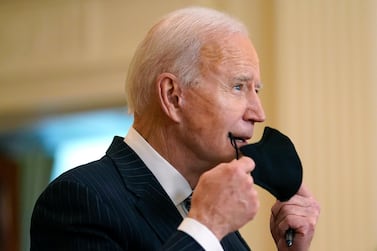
(188, 157, 259, 240)
(270, 184, 320, 251)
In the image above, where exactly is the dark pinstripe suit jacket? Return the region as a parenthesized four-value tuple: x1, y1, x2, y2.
(31, 136, 251, 250)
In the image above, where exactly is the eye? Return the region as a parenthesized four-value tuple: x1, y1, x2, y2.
(255, 83, 263, 94)
(233, 83, 244, 91)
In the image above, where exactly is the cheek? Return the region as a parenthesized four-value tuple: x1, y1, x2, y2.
(180, 105, 226, 147)
(181, 103, 239, 163)
(181, 87, 244, 134)
(181, 92, 218, 124)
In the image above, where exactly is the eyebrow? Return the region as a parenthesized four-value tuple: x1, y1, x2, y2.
(256, 81, 263, 90)
(233, 75, 263, 89)
(233, 75, 253, 82)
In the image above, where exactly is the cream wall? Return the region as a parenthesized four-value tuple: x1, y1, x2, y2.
(273, 1, 377, 251)
(1, 1, 376, 250)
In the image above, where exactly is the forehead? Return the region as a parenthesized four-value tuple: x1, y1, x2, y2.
(199, 34, 259, 80)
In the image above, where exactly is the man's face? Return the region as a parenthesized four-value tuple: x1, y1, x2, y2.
(178, 34, 266, 168)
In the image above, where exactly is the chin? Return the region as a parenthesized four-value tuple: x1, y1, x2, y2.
(222, 152, 237, 162)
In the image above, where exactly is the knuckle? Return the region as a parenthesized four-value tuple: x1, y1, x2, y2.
(200, 170, 211, 181)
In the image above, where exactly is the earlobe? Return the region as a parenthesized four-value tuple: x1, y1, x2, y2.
(157, 73, 182, 122)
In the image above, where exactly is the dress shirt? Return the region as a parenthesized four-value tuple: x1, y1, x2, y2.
(125, 127, 223, 251)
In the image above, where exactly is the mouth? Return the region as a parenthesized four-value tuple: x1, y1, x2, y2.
(228, 132, 249, 145)
(228, 132, 248, 159)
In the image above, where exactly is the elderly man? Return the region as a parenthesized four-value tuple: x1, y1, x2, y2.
(31, 6, 320, 251)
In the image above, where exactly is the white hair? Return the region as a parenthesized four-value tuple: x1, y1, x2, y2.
(125, 6, 249, 115)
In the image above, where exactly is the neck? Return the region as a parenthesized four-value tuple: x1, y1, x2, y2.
(133, 112, 206, 189)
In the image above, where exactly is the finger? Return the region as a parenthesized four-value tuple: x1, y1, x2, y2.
(271, 198, 315, 226)
(271, 184, 314, 217)
(271, 200, 320, 239)
(273, 204, 315, 227)
(236, 156, 255, 173)
(296, 184, 313, 198)
(271, 201, 311, 226)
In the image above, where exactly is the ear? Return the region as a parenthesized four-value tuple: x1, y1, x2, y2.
(157, 73, 183, 122)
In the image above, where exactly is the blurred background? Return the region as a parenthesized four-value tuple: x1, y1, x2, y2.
(0, 0, 376, 250)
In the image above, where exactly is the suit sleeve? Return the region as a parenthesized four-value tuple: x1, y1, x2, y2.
(30, 179, 124, 251)
(30, 179, 208, 251)
(161, 231, 205, 251)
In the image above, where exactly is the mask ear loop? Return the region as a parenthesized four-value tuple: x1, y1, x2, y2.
(228, 132, 240, 160)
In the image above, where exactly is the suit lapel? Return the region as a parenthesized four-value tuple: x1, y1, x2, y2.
(106, 137, 183, 242)
(106, 137, 252, 250)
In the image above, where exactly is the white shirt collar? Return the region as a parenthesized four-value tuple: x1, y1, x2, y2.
(124, 127, 192, 206)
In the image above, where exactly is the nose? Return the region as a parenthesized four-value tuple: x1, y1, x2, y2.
(245, 91, 266, 122)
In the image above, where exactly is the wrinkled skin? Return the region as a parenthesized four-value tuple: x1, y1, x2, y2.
(135, 33, 320, 250)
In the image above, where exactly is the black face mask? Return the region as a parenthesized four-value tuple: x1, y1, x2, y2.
(229, 127, 303, 201)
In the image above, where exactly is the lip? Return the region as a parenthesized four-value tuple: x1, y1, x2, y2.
(235, 138, 250, 147)
(228, 133, 251, 146)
